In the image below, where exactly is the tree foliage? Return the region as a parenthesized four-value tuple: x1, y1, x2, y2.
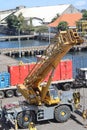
(82, 10, 87, 20)
(51, 13, 59, 22)
(81, 9, 87, 13)
(6, 13, 24, 34)
(57, 21, 68, 31)
(35, 25, 48, 33)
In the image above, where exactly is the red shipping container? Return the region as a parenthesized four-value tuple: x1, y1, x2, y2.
(19, 64, 29, 84)
(8, 65, 19, 86)
(52, 64, 60, 81)
(44, 71, 51, 82)
(65, 60, 72, 79)
(29, 63, 36, 71)
(60, 60, 66, 80)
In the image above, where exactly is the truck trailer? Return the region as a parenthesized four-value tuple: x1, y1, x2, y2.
(0, 59, 74, 98)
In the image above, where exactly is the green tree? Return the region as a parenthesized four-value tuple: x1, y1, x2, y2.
(17, 13, 25, 30)
(82, 10, 87, 20)
(6, 13, 24, 34)
(57, 21, 68, 31)
(81, 9, 87, 13)
(51, 13, 59, 22)
(35, 25, 48, 33)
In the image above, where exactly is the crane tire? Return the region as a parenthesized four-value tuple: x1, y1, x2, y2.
(5, 90, 14, 98)
(0, 91, 4, 99)
(17, 110, 35, 129)
(54, 105, 71, 122)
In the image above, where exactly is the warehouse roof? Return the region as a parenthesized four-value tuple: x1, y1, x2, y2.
(48, 13, 82, 27)
(15, 4, 71, 23)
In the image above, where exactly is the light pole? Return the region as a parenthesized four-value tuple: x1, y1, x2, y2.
(48, 27, 51, 44)
(18, 28, 21, 58)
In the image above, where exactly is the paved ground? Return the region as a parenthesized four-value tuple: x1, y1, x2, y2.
(0, 88, 87, 130)
(0, 55, 19, 72)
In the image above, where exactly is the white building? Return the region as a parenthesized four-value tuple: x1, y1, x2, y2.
(0, 4, 80, 26)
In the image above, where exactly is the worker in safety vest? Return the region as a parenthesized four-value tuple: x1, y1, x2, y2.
(29, 122, 37, 130)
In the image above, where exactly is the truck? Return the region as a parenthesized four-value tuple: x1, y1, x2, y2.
(0, 71, 22, 99)
(0, 57, 74, 99)
(0, 59, 73, 99)
(0, 29, 83, 129)
(73, 68, 87, 88)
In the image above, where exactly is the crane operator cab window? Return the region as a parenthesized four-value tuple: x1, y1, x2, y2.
(48, 85, 59, 100)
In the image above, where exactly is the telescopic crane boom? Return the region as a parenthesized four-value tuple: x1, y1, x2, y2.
(17, 29, 83, 105)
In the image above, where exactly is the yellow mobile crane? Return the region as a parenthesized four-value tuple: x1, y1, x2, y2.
(0, 29, 83, 129)
(18, 29, 83, 105)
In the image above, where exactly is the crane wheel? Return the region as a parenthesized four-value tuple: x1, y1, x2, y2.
(0, 91, 5, 99)
(54, 105, 71, 122)
(17, 110, 35, 129)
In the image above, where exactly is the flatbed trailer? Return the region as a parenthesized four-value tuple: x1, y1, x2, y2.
(0, 85, 21, 98)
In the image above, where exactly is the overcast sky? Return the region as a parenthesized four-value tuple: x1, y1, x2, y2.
(0, 0, 87, 11)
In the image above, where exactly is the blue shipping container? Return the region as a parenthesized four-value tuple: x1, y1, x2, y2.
(0, 72, 10, 88)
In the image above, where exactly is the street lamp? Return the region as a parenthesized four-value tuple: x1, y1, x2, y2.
(48, 27, 51, 44)
(18, 28, 21, 58)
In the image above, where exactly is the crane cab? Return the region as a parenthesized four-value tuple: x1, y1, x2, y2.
(44, 85, 60, 105)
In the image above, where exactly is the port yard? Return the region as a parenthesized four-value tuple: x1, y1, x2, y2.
(0, 55, 19, 72)
(0, 87, 87, 130)
(0, 2, 87, 130)
(1, 53, 87, 130)
(0, 56, 87, 130)
(0, 39, 87, 130)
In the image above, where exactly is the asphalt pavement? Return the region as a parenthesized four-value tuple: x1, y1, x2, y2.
(0, 88, 87, 130)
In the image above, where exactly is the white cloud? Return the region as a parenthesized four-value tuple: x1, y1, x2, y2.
(75, 0, 86, 8)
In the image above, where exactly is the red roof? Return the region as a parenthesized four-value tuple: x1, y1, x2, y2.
(48, 13, 82, 27)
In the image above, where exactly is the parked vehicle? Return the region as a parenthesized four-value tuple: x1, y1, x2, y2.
(73, 68, 87, 88)
(0, 59, 74, 98)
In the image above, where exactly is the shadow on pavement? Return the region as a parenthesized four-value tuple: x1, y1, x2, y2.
(71, 114, 83, 126)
